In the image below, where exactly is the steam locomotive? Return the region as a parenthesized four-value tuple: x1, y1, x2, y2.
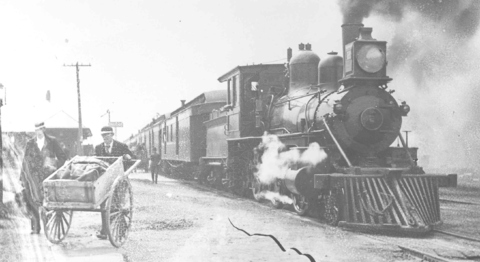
(126, 23, 457, 234)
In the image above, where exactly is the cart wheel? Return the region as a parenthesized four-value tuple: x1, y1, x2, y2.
(105, 177, 133, 248)
(40, 207, 73, 244)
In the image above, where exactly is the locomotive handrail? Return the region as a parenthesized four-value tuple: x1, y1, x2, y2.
(273, 89, 324, 106)
(322, 117, 352, 167)
(309, 91, 336, 134)
(397, 131, 417, 167)
(269, 127, 291, 134)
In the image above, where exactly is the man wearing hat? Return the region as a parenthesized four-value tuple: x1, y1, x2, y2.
(94, 126, 135, 239)
(20, 122, 67, 234)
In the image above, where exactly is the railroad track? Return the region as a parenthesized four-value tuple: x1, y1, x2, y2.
(434, 229, 480, 243)
(439, 198, 480, 206)
(279, 202, 480, 262)
(361, 231, 480, 262)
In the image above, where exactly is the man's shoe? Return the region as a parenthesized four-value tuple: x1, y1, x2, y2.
(96, 232, 108, 240)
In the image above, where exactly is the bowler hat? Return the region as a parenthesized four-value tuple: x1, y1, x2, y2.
(100, 126, 114, 135)
(35, 122, 45, 130)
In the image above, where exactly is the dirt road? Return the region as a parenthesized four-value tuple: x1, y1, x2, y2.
(1, 172, 411, 262)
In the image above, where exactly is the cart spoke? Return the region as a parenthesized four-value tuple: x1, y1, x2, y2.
(46, 213, 56, 229)
(54, 216, 60, 241)
(61, 213, 70, 228)
(109, 211, 121, 218)
(59, 214, 66, 237)
(49, 215, 57, 238)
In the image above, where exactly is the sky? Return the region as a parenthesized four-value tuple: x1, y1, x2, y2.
(0, 0, 342, 145)
(2, 0, 480, 171)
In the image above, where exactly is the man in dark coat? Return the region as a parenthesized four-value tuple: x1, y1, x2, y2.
(94, 126, 135, 239)
(20, 122, 67, 234)
(95, 126, 134, 158)
(149, 147, 161, 184)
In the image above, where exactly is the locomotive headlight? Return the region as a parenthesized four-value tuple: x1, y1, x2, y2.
(400, 102, 410, 116)
(356, 44, 386, 73)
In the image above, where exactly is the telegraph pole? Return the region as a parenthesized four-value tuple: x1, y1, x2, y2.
(64, 62, 91, 156)
(0, 84, 4, 206)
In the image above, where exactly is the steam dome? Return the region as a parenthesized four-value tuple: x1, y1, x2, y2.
(289, 43, 320, 90)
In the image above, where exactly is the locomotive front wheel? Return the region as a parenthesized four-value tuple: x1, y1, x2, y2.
(292, 194, 309, 216)
(105, 177, 133, 248)
(40, 207, 73, 244)
(322, 191, 341, 226)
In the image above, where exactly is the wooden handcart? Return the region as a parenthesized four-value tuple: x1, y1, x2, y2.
(40, 156, 140, 247)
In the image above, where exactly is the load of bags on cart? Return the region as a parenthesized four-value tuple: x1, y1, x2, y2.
(53, 156, 110, 182)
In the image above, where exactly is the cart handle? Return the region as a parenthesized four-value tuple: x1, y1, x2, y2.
(125, 160, 141, 176)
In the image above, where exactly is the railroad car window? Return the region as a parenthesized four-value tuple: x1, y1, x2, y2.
(165, 126, 168, 142)
(158, 129, 162, 155)
(227, 79, 231, 105)
(233, 75, 237, 106)
(151, 130, 154, 154)
(176, 116, 179, 155)
(164, 126, 167, 154)
(149, 131, 151, 155)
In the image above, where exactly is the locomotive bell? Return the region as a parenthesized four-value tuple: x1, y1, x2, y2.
(289, 43, 320, 92)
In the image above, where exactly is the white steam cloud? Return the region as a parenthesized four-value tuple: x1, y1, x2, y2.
(253, 134, 327, 204)
(255, 134, 327, 184)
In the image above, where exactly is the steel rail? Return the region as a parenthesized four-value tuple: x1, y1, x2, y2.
(358, 233, 454, 262)
(433, 229, 480, 243)
(439, 198, 480, 206)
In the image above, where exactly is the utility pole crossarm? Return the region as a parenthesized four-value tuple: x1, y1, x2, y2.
(64, 62, 91, 156)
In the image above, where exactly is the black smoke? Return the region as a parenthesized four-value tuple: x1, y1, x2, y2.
(339, 0, 480, 38)
(337, 0, 480, 173)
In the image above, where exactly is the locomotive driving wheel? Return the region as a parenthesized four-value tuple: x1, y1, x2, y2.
(270, 179, 284, 209)
(252, 176, 265, 201)
(292, 194, 309, 216)
(40, 207, 73, 244)
(105, 177, 133, 248)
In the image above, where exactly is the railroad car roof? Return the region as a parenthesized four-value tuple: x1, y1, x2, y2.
(169, 90, 226, 116)
(136, 90, 226, 131)
(217, 64, 284, 82)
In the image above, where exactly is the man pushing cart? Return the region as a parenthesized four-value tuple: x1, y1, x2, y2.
(40, 126, 139, 247)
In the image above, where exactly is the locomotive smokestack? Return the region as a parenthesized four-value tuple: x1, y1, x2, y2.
(181, 100, 186, 106)
(287, 47, 292, 62)
(341, 23, 363, 77)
